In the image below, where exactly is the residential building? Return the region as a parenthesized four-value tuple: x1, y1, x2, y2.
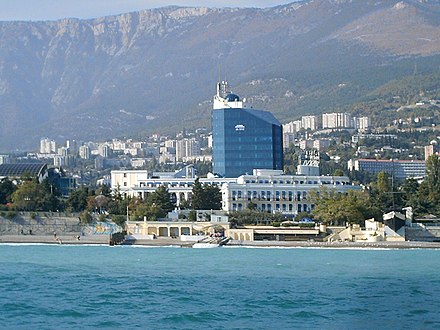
(176, 138, 200, 162)
(425, 143, 440, 161)
(351, 134, 397, 144)
(322, 112, 353, 129)
(354, 116, 371, 132)
(212, 81, 283, 177)
(283, 132, 296, 149)
(348, 158, 426, 179)
(283, 120, 301, 133)
(301, 115, 319, 131)
(40, 138, 56, 154)
(98, 144, 112, 158)
(0, 155, 10, 165)
(79, 145, 91, 159)
(66, 140, 77, 155)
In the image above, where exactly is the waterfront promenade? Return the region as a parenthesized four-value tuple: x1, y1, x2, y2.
(0, 234, 109, 245)
(2, 234, 440, 249)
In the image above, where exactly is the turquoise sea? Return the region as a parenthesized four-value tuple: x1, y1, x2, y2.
(1, 245, 440, 329)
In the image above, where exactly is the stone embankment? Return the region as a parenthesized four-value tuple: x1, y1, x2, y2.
(0, 213, 109, 245)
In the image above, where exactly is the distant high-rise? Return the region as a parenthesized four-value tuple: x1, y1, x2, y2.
(79, 145, 91, 159)
(212, 81, 283, 177)
(40, 137, 56, 154)
(322, 112, 353, 129)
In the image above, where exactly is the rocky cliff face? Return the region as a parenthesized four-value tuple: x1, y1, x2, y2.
(0, 0, 440, 151)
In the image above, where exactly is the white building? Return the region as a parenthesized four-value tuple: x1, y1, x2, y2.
(0, 155, 10, 165)
(301, 115, 319, 131)
(221, 169, 360, 215)
(98, 144, 112, 158)
(283, 132, 296, 149)
(112, 163, 361, 216)
(283, 121, 301, 133)
(40, 138, 57, 154)
(322, 113, 353, 129)
(79, 145, 91, 159)
(354, 116, 371, 132)
(111, 166, 236, 206)
(176, 138, 200, 162)
(348, 158, 426, 179)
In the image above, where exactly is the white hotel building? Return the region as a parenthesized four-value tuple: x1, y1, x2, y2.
(112, 164, 360, 216)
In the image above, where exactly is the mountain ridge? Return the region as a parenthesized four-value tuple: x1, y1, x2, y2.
(0, 0, 440, 151)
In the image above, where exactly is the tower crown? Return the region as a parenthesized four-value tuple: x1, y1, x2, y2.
(213, 81, 244, 109)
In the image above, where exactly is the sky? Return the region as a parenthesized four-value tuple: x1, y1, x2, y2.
(0, 0, 298, 21)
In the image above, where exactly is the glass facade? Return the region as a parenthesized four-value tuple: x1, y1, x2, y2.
(212, 107, 283, 177)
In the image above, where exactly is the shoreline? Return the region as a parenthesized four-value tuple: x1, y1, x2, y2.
(2, 235, 440, 249)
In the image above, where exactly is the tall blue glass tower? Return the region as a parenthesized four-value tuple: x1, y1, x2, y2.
(212, 81, 283, 178)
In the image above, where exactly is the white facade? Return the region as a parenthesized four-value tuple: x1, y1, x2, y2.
(283, 121, 301, 133)
(40, 138, 56, 154)
(0, 155, 10, 165)
(322, 112, 353, 129)
(283, 132, 296, 149)
(348, 158, 426, 179)
(79, 145, 91, 159)
(98, 144, 112, 158)
(301, 115, 319, 131)
(112, 167, 361, 216)
(221, 169, 360, 215)
(176, 138, 200, 162)
(355, 116, 371, 132)
(213, 81, 244, 109)
(111, 168, 236, 206)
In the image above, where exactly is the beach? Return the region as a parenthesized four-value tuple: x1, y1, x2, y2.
(2, 234, 440, 249)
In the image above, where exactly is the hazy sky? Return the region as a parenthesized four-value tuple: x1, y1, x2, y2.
(0, 1, 298, 21)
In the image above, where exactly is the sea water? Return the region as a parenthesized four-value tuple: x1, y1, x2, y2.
(1, 245, 440, 329)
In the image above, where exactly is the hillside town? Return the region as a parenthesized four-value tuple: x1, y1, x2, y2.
(1, 82, 440, 246)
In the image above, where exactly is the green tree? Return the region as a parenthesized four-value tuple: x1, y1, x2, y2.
(12, 180, 60, 211)
(0, 179, 15, 205)
(311, 189, 380, 226)
(66, 186, 94, 212)
(191, 178, 205, 210)
(146, 185, 174, 218)
(333, 169, 344, 176)
(190, 179, 222, 210)
(203, 184, 222, 210)
(417, 155, 440, 215)
(370, 172, 397, 213)
(423, 155, 440, 202)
